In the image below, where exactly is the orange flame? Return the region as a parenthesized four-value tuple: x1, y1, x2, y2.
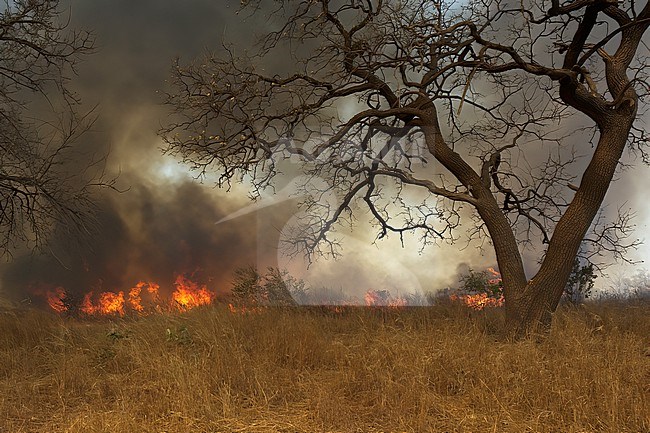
(487, 267, 502, 285)
(128, 281, 160, 313)
(41, 275, 217, 317)
(128, 285, 144, 312)
(98, 291, 126, 316)
(364, 290, 382, 306)
(81, 291, 125, 316)
(364, 289, 408, 308)
(171, 275, 215, 310)
(46, 287, 67, 313)
(462, 293, 504, 310)
(450, 268, 504, 310)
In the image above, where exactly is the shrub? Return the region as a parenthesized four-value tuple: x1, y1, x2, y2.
(231, 266, 302, 306)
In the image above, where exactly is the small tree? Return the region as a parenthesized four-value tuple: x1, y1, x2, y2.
(231, 265, 262, 305)
(563, 258, 597, 305)
(231, 266, 300, 306)
(263, 267, 304, 306)
(459, 269, 503, 298)
(450, 268, 505, 310)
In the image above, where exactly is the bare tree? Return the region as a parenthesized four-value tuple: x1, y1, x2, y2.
(0, 0, 99, 257)
(160, 0, 650, 337)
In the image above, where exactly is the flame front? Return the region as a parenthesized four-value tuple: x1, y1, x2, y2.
(455, 292, 505, 310)
(81, 290, 129, 316)
(40, 269, 505, 316)
(364, 289, 407, 308)
(128, 282, 160, 312)
(42, 276, 216, 317)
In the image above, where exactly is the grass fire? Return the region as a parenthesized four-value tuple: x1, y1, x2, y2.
(0, 292, 647, 432)
(39, 267, 508, 318)
(2, 0, 650, 431)
(0, 266, 645, 431)
(42, 276, 217, 317)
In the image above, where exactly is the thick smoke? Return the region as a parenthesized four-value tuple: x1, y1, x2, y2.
(0, 0, 545, 304)
(2, 174, 295, 304)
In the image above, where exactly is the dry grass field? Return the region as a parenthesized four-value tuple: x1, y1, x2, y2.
(0, 300, 648, 432)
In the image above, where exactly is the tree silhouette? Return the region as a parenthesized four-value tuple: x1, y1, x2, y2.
(161, 0, 649, 337)
(0, 0, 101, 257)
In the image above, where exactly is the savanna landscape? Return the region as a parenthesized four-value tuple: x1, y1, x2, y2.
(0, 295, 648, 433)
(2, 0, 650, 432)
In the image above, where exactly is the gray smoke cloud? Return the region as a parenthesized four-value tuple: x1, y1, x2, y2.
(2, 176, 295, 304)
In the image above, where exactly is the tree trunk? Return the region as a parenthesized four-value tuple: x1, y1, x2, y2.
(506, 277, 567, 339)
(496, 4, 645, 338)
(503, 114, 636, 339)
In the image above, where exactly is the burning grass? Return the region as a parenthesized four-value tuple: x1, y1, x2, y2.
(0, 301, 648, 432)
(41, 275, 216, 317)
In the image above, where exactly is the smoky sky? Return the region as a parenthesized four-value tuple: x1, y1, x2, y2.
(0, 0, 294, 303)
(1, 0, 648, 305)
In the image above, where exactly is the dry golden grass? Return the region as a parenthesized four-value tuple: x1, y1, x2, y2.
(0, 300, 648, 432)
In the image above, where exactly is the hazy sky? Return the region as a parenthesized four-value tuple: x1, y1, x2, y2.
(1, 0, 649, 303)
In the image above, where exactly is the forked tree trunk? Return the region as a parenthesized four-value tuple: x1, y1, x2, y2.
(501, 117, 636, 339)
(505, 275, 569, 339)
